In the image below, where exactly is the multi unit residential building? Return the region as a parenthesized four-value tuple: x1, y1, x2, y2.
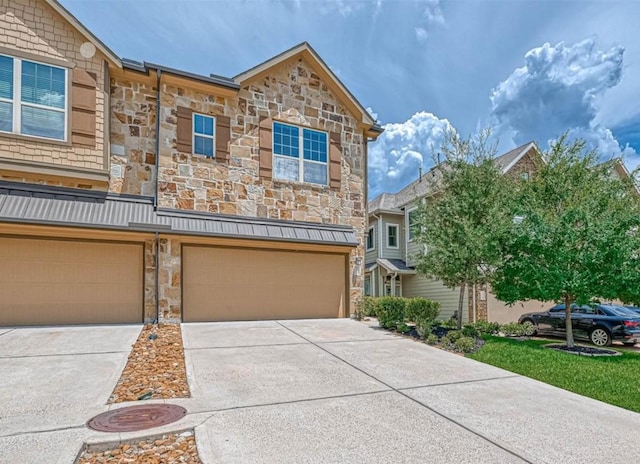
(0, 0, 382, 326)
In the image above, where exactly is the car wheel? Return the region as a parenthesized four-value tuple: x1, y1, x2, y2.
(589, 327, 611, 347)
(521, 319, 537, 336)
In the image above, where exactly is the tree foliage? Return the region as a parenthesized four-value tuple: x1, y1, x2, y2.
(414, 130, 515, 328)
(491, 135, 640, 347)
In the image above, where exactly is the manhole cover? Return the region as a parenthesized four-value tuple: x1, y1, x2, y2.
(87, 404, 187, 432)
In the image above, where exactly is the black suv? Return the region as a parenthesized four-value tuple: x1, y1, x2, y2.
(518, 304, 640, 346)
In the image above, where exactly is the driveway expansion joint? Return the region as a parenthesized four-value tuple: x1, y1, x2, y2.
(0, 423, 86, 439)
(0, 328, 15, 338)
(275, 321, 533, 464)
(0, 350, 131, 359)
(397, 374, 521, 391)
(184, 341, 309, 351)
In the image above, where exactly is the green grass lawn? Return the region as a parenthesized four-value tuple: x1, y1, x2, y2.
(468, 336, 640, 413)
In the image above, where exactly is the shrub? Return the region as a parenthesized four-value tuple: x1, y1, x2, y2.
(446, 330, 462, 342)
(396, 322, 411, 333)
(406, 297, 440, 322)
(440, 335, 452, 347)
(415, 319, 434, 338)
(426, 333, 439, 345)
(462, 324, 478, 338)
(455, 336, 476, 353)
(500, 322, 527, 337)
(362, 296, 380, 317)
(472, 320, 501, 336)
(377, 296, 406, 330)
(441, 317, 458, 329)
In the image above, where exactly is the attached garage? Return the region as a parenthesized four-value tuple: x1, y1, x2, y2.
(0, 237, 143, 326)
(182, 245, 347, 322)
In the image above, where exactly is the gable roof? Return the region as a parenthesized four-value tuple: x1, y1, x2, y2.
(368, 142, 542, 214)
(234, 42, 377, 133)
(44, 0, 121, 67)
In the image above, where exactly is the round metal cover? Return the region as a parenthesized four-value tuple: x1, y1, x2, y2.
(87, 404, 187, 432)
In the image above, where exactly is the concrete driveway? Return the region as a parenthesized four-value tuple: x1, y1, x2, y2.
(2, 319, 640, 463)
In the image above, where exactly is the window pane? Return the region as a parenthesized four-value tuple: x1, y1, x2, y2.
(303, 128, 327, 162)
(194, 114, 214, 136)
(21, 106, 64, 139)
(0, 55, 13, 100)
(194, 135, 214, 157)
(274, 156, 299, 181)
(0, 101, 12, 131)
(21, 61, 65, 109)
(303, 161, 327, 185)
(273, 122, 299, 158)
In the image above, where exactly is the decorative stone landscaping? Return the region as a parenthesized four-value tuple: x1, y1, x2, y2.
(109, 324, 190, 403)
(77, 430, 202, 464)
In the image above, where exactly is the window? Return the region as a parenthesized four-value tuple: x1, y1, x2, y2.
(387, 224, 399, 248)
(364, 275, 371, 296)
(193, 113, 215, 157)
(521, 171, 530, 181)
(366, 226, 375, 251)
(273, 121, 328, 185)
(0, 55, 67, 141)
(408, 208, 420, 242)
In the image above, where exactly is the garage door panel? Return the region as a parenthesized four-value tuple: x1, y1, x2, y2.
(0, 238, 143, 326)
(183, 246, 346, 322)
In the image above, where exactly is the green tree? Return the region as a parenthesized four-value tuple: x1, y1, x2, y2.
(492, 135, 640, 347)
(414, 130, 515, 329)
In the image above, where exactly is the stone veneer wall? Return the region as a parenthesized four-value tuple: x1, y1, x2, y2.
(110, 58, 367, 319)
(109, 77, 157, 195)
(0, 0, 107, 172)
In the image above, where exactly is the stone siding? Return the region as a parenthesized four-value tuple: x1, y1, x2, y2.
(110, 58, 368, 315)
(0, 0, 108, 174)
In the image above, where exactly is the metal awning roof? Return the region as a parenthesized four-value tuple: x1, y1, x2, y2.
(0, 183, 358, 247)
(377, 258, 416, 274)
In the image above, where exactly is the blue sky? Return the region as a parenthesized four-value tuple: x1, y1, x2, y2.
(61, 0, 640, 198)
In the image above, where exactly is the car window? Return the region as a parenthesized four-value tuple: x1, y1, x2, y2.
(600, 305, 640, 317)
(550, 306, 565, 313)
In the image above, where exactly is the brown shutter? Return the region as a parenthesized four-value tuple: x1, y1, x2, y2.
(215, 115, 231, 161)
(71, 68, 96, 147)
(176, 106, 192, 153)
(329, 131, 342, 189)
(259, 117, 273, 179)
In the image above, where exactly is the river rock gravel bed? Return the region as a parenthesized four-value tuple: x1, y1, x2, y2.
(108, 324, 191, 403)
(77, 431, 202, 464)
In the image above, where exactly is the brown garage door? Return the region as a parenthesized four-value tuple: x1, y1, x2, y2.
(0, 237, 143, 326)
(183, 245, 347, 322)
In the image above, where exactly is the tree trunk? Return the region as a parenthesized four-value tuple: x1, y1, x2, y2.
(457, 284, 465, 330)
(563, 293, 575, 348)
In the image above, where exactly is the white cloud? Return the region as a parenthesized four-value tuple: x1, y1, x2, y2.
(413, 0, 445, 44)
(490, 39, 636, 160)
(366, 106, 379, 122)
(415, 27, 429, 44)
(368, 111, 454, 198)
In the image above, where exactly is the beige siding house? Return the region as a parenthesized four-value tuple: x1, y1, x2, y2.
(0, 0, 383, 326)
(366, 142, 549, 323)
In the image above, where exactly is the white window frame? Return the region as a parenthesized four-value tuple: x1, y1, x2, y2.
(0, 54, 68, 142)
(366, 226, 375, 251)
(387, 223, 399, 249)
(273, 121, 328, 186)
(407, 207, 419, 243)
(192, 112, 215, 157)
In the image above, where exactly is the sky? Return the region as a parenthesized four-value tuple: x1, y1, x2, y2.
(61, 0, 640, 199)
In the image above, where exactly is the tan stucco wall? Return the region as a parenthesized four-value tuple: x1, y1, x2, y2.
(0, 0, 108, 180)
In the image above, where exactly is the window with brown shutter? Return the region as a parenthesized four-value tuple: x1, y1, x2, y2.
(176, 106, 192, 153)
(71, 68, 97, 147)
(329, 131, 342, 189)
(215, 115, 230, 161)
(259, 116, 273, 179)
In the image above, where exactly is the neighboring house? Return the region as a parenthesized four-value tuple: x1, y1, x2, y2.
(366, 142, 550, 323)
(0, 0, 383, 326)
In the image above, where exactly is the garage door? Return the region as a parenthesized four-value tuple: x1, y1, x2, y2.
(183, 245, 346, 321)
(0, 237, 143, 326)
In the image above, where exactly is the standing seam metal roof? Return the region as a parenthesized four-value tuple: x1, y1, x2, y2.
(0, 184, 357, 247)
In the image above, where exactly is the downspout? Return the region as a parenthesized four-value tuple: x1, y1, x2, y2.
(153, 69, 162, 323)
(371, 211, 381, 296)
